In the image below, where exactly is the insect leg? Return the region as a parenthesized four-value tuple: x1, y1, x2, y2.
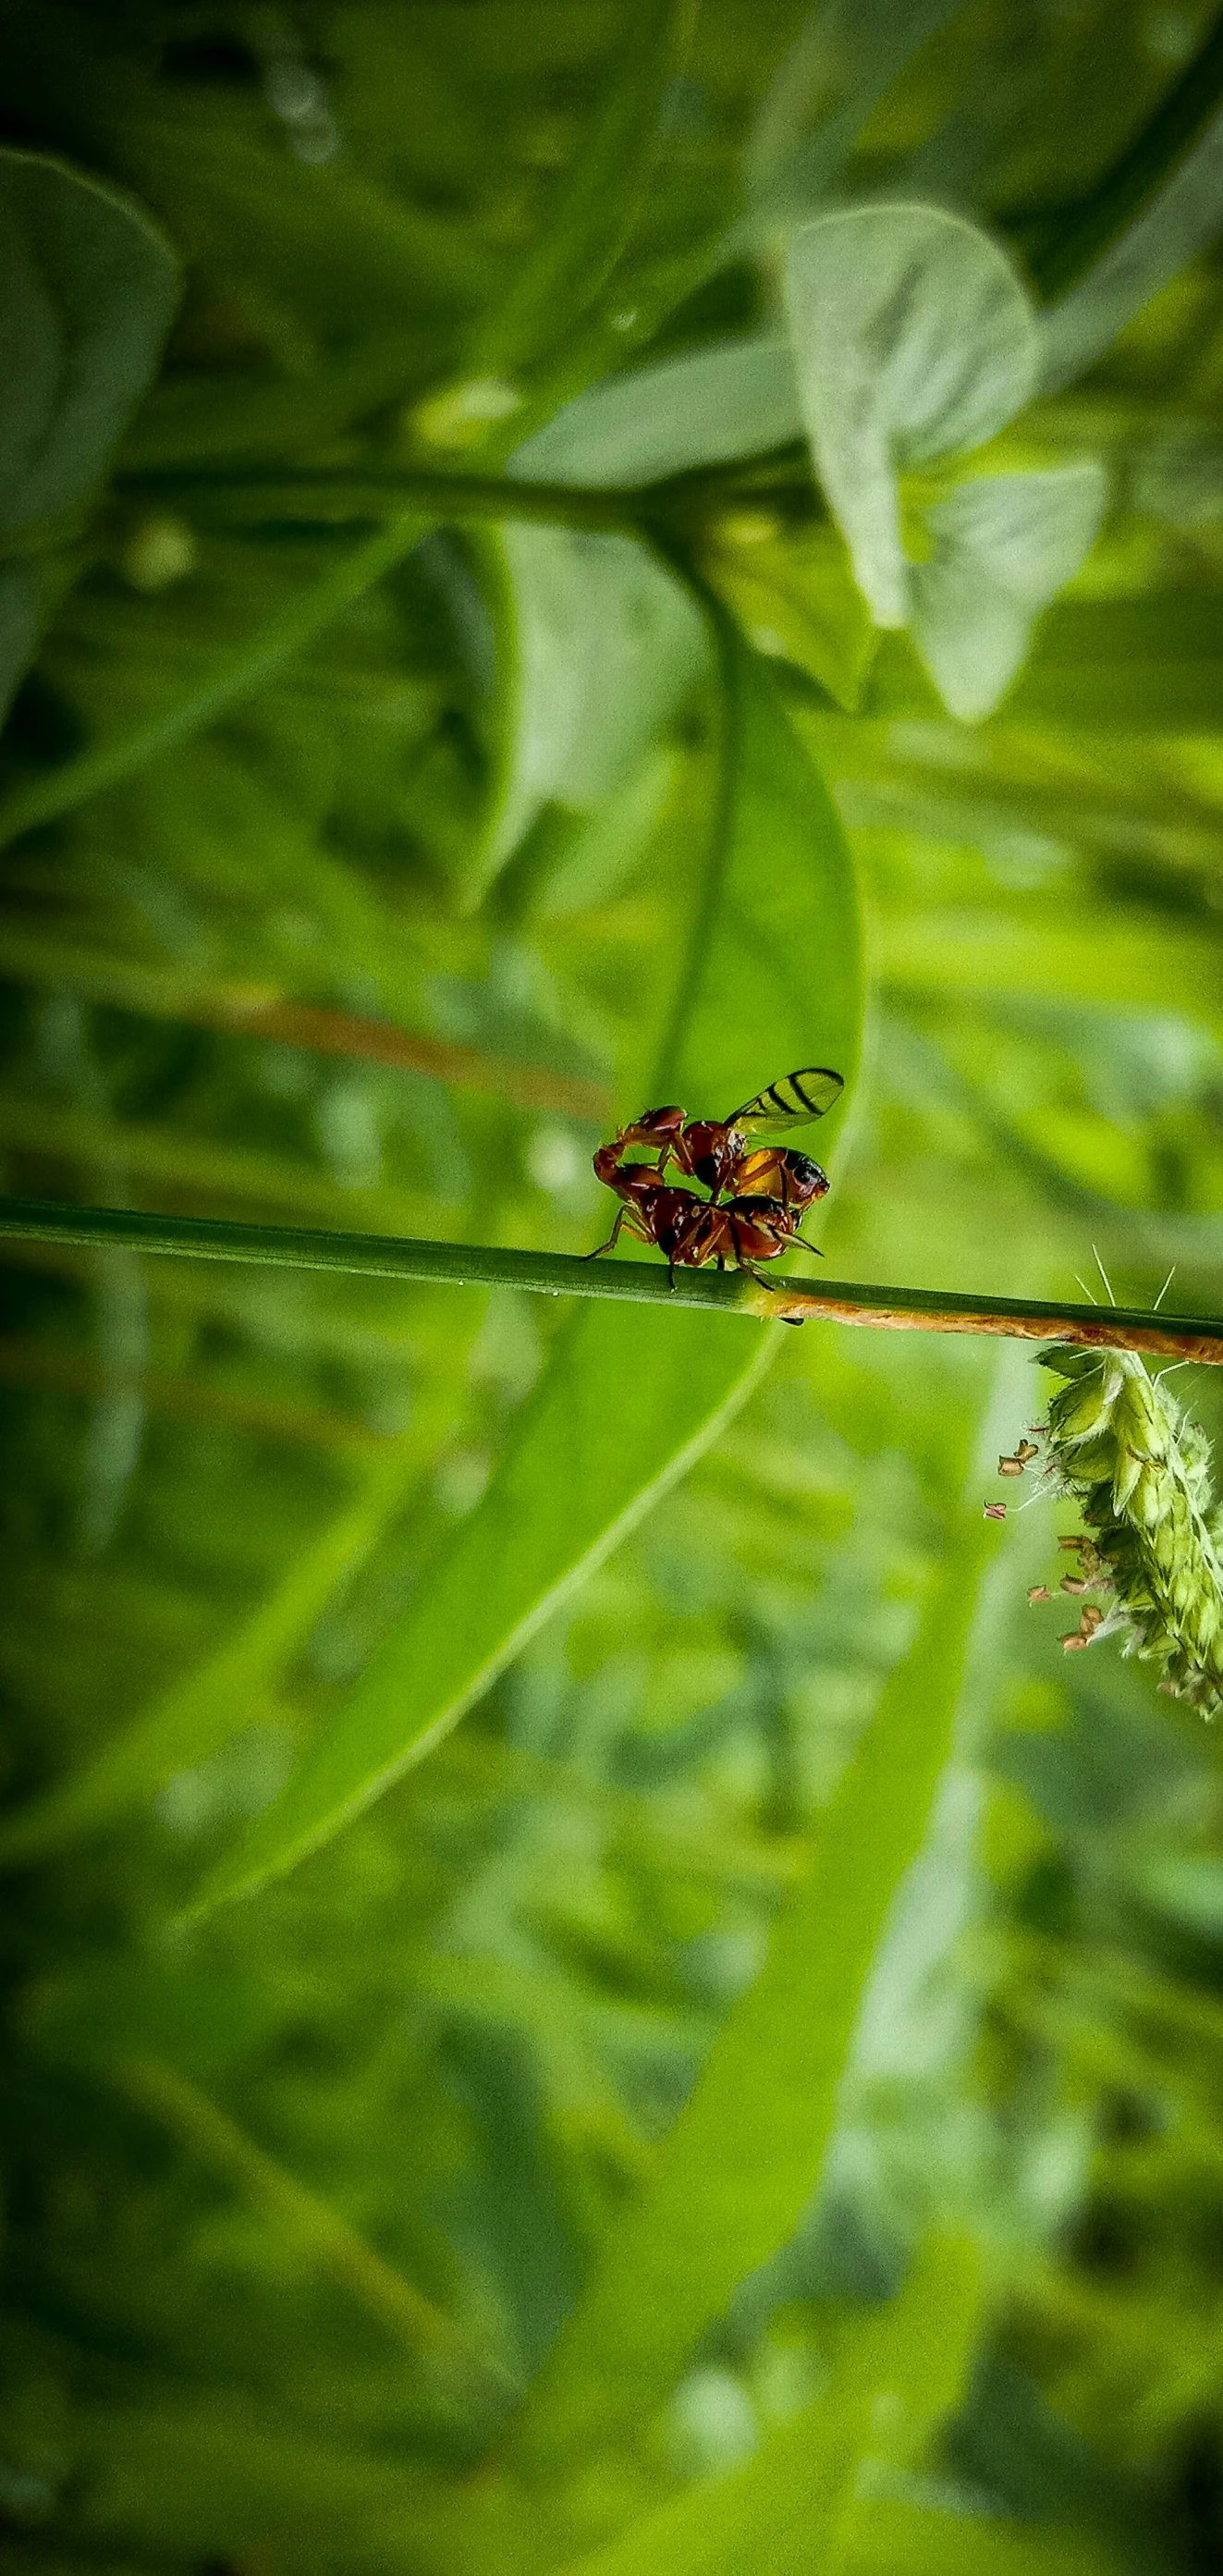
(582, 1208, 628, 1261)
(727, 1216, 804, 1320)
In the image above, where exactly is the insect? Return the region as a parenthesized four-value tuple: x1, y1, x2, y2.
(595, 1067, 844, 1215)
(588, 1064, 845, 1297)
(584, 1162, 800, 1287)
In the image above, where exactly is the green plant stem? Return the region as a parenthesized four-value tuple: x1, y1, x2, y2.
(1031, 2, 1223, 298)
(120, 464, 645, 531)
(3, 1196, 1220, 1362)
(116, 456, 813, 530)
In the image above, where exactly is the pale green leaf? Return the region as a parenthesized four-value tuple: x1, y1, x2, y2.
(910, 464, 1107, 720)
(700, 521, 877, 710)
(508, 335, 801, 490)
(468, 526, 707, 899)
(0, 146, 179, 534)
(507, 1503, 997, 2475)
(783, 205, 1039, 626)
(190, 630, 863, 1912)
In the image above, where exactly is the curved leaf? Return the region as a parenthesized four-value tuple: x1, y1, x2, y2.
(467, 525, 707, 902)
(190, 624, 863, 1912)
(0, 146, 179, 716)
(783, 204, 1039, 626)
(910, 463, 1108, 720)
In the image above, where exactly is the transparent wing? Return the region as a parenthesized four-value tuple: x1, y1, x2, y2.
(727, 1066, 844, 1132)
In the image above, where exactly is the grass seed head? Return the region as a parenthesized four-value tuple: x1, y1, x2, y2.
(1022, 1346, 1223, 1719)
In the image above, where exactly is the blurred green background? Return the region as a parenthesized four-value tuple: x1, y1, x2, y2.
(5, 5, 1223, 2570)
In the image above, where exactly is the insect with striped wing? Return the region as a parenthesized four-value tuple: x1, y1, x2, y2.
(594, 1067, 844, 1213)
(588, 1066, 844, 1290)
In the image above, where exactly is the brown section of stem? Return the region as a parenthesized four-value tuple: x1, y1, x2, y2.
(738, 1283, 1223, 1364)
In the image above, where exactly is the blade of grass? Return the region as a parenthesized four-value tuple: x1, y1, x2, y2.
(876, 905, 1223, 1030)
(0, 1437, 445, 1869)
(503, 1488, 999, 2477)
(116, 2056, 512, 2402)
(1032, 2, 1223, 299)
(471, 0, 695, 375)
(184, 624, 864, 1912)
(0, 509, 430, 848)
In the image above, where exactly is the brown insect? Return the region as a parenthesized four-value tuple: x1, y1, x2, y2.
(595, 1067, 844, 1214)
(585, 1164, 800, 1288)
(588, 1067, 843, 1294)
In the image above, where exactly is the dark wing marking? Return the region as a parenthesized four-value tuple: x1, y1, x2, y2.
(727, 1067, 844, 1132)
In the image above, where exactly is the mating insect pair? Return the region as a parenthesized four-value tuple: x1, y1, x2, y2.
(587, 1066, 843, 1291)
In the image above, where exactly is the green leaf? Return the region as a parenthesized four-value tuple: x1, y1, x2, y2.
(506, 1498, 997, 2475)
(0, 146, 179, 534)
(468, 526, 707, 902)
(0, 147, 178, 715)
(909, 464, 1107, 720)
(189, 628, 863, 1913)
(509, 335, 801, 489)
(544, 2238, 983, 2576)
(0, 508, 432, 850)
(783, 205, 1039, 627)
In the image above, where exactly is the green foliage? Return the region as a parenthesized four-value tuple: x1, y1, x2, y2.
(4, 6, 1223, 2575)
